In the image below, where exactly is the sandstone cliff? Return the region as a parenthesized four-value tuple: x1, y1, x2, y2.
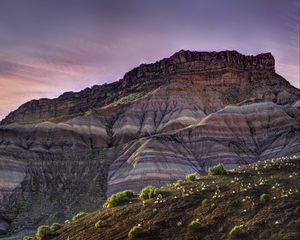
(1, 50, 295, 125)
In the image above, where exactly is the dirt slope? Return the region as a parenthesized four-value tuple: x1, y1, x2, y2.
(41, 155, 300, 240)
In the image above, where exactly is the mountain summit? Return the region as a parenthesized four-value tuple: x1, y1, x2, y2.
(0, 50, 288, 125)
(0, 50, 299, 236)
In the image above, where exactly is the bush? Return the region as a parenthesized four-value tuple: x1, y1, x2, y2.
(229, 225, 243, 239)
(50, 223, 62, 232)
(208, 163, 227, 175)
(23, 237, 33, 240)
(260, 193, 270, 203)
(95, 219, 106, 228)
(103, 189, 134, 208)
(72, 211, 88, 221)
(174, 179, 183, 187)
(35, 225, 55, 239)
(128, 225, 144, 239)
(201, 198, 208, 207)
(185, 173, 197, 181)
(188, 220, 202, 231)
(139, 186, 164, 200)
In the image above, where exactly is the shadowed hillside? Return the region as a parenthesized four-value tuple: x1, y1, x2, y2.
(23, 155, 300, 240)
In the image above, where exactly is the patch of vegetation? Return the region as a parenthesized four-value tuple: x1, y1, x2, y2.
(103, 92, 145, 108)
(260, 193, 270, 203)
(229, 225, 244, 239)
(139, 186, 164, 200)
(201, 198, 209, 207)
(95, 219, 106, 228)
(174, 179, 183, 187)
(208, 163, 227, 175)
(35, 225, 55, 240)
(128, 225, 144, 239)
(103, 189, 134, 208)
(188, 220, 202, 231)
(50, 223, 62, 232)
(185, 172, 197, 181)
(22, 237, 33, 240)
(72, 211, 88, 221)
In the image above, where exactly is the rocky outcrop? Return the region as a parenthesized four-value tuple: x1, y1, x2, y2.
(0, 50, 299, 237)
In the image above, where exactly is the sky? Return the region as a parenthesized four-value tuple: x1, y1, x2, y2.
(0, 0, 299, 120)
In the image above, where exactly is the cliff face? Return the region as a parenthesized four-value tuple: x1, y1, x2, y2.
(0, 50, 278, 125)
(0, 50, 299, 236)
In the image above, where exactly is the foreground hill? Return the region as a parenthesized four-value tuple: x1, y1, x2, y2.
(0, 50, 299, 236)
(28, 155, 300, 240)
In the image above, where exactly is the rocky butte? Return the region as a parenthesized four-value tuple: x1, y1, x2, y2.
(0, 50, 299, 236)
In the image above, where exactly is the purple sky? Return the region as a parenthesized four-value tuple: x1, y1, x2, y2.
(0, 0, 299, 120)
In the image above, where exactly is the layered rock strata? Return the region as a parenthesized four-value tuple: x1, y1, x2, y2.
(0, 50, 299, 236)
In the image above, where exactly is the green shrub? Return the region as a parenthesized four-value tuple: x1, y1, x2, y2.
(139, 186, 164, 200)
(229, 225, 243, 239)
(260, 193, 270, 203)
(22, 237, 33, 240)
(103, 189, 134, 208)
(185, 173, 197, 181)
(72, 211, 88, 221)
(95, 219, 106, 228)
(35, 225, 55, 239)
(201, 198, 208, 207)
(188, 220, 202, 231)
(208, 163, 227, 175)
(50, 223, 62, 232)
(64, 219, 71, 224)
(128, 225, 144, 239)
(174, 179, 183, 187)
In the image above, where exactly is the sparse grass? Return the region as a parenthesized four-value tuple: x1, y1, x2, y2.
(95, 219, 106, 229)
(72, 211, 88, 221)
(139, 186, 164, 200)
(208, 163, 227, 175)
(128, 225, 144, 239)
(103, 189, 134, 208)
(185, 173, 197, 181)
(260, 193, 270, 203)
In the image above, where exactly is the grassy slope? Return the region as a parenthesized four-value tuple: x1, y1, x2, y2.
(46, 155, 300, 240)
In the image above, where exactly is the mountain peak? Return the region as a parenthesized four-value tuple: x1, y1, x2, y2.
(121, 50, 275, 87)
(0, 50, 290, 125)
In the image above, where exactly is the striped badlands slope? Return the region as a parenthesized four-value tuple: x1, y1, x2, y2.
(107, 101, 300, 195)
